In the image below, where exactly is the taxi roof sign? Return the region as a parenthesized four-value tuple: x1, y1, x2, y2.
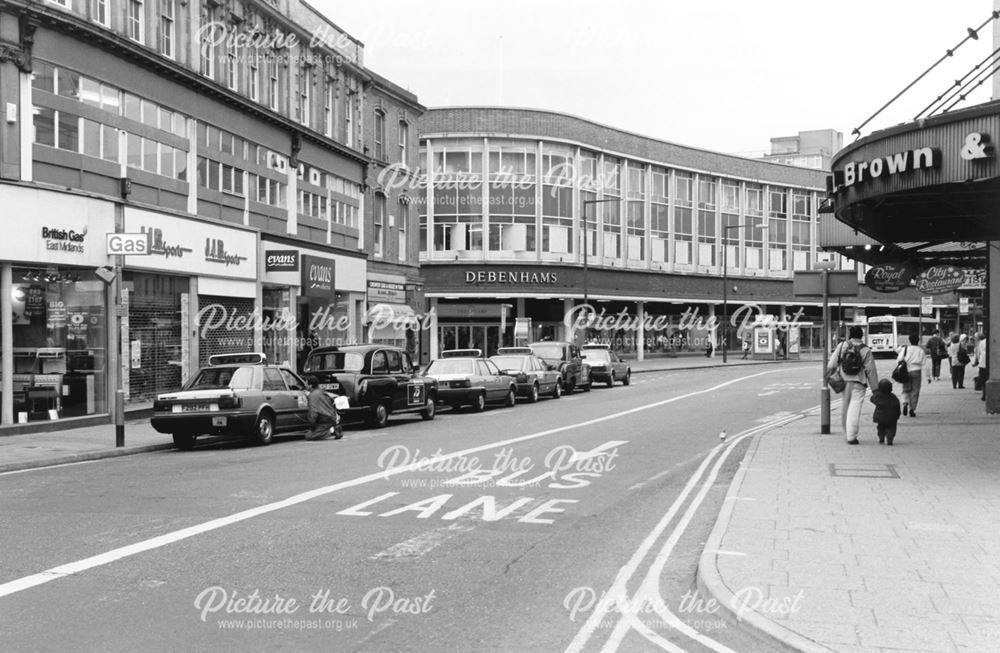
(208, 352, 267, 366)
(441, 349, 483, 358)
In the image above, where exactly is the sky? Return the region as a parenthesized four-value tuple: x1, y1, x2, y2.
(314, 0, 998, 157)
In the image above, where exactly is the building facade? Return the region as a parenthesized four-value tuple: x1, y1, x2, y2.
(361, 70, 425, 358)
(416, 108, 923, 360)
(0, 0, 420, 431)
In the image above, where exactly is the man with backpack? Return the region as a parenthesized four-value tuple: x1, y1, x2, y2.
(826, 325, 880, 445)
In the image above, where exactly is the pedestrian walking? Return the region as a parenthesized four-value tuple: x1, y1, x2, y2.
(948, 334, 970, 389)
(741, 339, 751, 360)
(305, 376, 343, 440)
(896, 334, 926, 417)
(926, 330, 947, 382)
(974, 332, 988, 401)
(826, 325, 880, 444)
(870, 378, 902, 445)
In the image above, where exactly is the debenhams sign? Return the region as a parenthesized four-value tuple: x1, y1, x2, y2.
(465, 270, 558, 284)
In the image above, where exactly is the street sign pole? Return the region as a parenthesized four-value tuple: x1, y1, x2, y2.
(820, 268, 831, 434)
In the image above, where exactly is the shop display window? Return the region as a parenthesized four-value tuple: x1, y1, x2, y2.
(7, 267, 107, 422)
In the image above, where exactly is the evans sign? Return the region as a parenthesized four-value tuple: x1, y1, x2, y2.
(864, 264, 914, 293)
(265, 249, 299, 272)
(301, 254, 335, 297)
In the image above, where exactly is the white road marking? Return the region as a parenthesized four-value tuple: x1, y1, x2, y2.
(0, 368, 787, 600)
(0, 459, 100, 477)
(756, 390, 780, 396)
(568, 440, 629, 463)
(567, 410, 806, 653)
(370, 522, 476, 560)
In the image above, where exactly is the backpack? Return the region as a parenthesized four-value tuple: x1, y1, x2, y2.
(840, 341, 864, 375)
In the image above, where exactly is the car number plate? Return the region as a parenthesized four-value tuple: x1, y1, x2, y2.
(212, 416, 227, 427)
(320, 383, 340, 390)
(173, 403, 211, 413)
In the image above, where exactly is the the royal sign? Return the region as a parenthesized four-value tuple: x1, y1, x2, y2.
(864, 263, 914, 293)
(107, 232, 151, 255)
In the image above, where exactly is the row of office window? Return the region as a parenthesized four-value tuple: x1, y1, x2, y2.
(417, 141, 819, 273)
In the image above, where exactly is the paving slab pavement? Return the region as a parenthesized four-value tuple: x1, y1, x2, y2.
(699, 368, 1000, 653)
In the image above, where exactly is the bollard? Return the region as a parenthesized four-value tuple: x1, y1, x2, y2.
(820, 385, 831, 434)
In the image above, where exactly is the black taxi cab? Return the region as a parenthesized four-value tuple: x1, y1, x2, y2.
(151, 353, 310, 450)
(301, 344, 437, 428)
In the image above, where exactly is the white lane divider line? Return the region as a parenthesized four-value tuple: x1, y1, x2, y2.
(370, 522, 476, 560)
(0, 368, 788, 601)
(568, 410, 806, 653)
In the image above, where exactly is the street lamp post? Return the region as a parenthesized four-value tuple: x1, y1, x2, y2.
(580, 198, 619, 342)
(721, 223, 766, 363)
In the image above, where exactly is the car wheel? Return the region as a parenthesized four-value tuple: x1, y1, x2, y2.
(505, 387, 516, 408)
(367, 402, 390, 428)
(582, 380, 592, 392)
(623, 370, 631, 386)
(172, 432, 196, 451)
(472, 392, 487, 412)
(421, 396, 436, 420)
(607, 371, 616, 388)
(528, 383, 539, 403)
(552, 380, 563, 399)
(254, 412, 274, 445)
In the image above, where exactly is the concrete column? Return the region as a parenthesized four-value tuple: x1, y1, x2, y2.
(708, 304, 717, 358)
(563, 297, 575, 342)
(429, 297, 439, 359)
(1, 264, 12, 425)
(636, 301, 645, 362)
(986, 241, 999, 412)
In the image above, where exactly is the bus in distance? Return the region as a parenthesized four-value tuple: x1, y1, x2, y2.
(866, 315, 939, 357)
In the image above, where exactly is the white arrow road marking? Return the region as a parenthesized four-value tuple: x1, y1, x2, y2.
(0, 369, 788, 600)
(566, 410, 806, 653)
(568, 440, 629, 463)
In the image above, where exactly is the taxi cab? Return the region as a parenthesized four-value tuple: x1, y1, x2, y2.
(302, 344, 437, 428)
(151, 353, 311, 450)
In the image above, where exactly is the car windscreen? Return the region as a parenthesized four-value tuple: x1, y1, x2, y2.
(424, 359, 475, 375)
(490, 356, 526, 372)
(303, 351, 365, 373)
(581, 350, 610, 363)
(529, 344, 564, 360)
(185, 366, 254, 390)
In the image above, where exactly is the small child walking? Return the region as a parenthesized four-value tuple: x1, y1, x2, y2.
(870, 378, 902, 445)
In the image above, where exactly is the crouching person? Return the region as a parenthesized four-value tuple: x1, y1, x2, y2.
(306, 376, 343, 440)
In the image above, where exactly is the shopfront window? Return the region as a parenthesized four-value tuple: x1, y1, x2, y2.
(9, 267, 107, 421)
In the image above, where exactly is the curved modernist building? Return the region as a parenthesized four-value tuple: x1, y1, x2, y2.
(416, 107, 907, 359)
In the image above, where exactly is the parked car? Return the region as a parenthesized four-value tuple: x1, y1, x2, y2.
(423, 352, 517, 412)
(301, 345, 437, 428)
(528, 341, 591, 393)
(581, 347, 632, 387)
(489, 353, 563, 401)
(151, 353, 310, 450)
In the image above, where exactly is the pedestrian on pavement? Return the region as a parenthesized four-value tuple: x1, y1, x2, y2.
(974, 332, 988, 401)
(826, 325, 880, 444)
(305, 376, 343, 440)
(926, 330, 947, 382)
(947, 334, 968, 389)
(897, 333, 926, 417)
(870, 378, 902, 445)
(741, 339, 751, 360)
